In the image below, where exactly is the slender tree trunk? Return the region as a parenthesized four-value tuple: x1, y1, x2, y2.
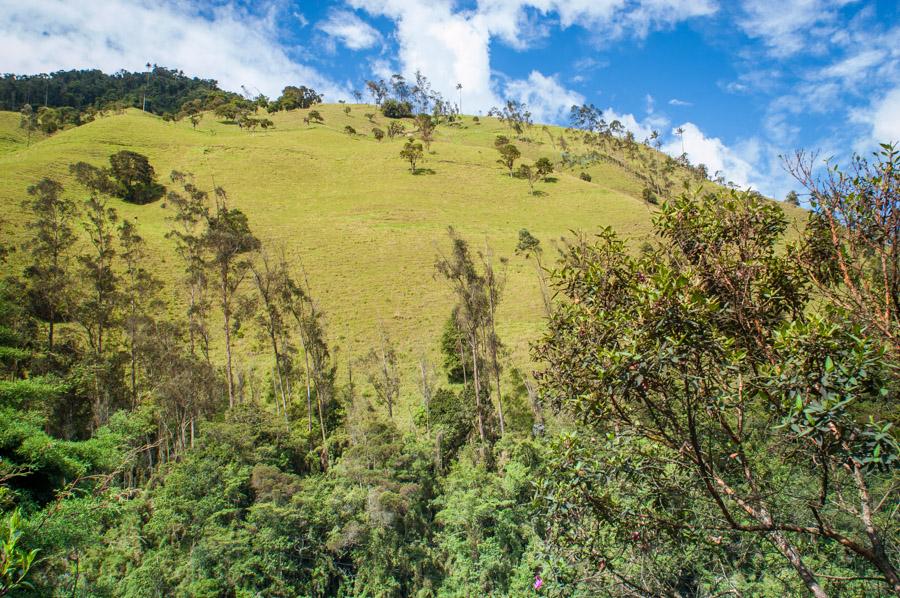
(222, 274, 235, 408)
(419, 358, 432, 438)
(470, 335, 487, 458)
(852, 461, 900, 593)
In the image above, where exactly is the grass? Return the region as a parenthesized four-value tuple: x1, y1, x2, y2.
(0, 103, 792, 415)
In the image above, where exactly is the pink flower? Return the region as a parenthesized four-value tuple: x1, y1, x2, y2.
(534, 575, 543, 590)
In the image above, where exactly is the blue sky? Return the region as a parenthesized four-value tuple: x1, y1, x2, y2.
(1, 0, 899, 197)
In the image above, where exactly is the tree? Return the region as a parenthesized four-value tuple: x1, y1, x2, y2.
(488, 100, 532, 135)
(387, 121, 405, 140)
(203, 187, 261, 408)
(70, 151, 165, 205)
(109, 151, 166, 204)
(305, 110, 324, 126)
(515, 229, 550, 316)
(166, 171, 212, 360)
(435, 229, 491, 458)
(20, 178, 78, 351)
(268, 85, 322, 111)
(569, 103, 603, 133)
(118, 218, 163, 407)
(250, 248, 293, 422)
(517, 164, 540, 194)
(372, 127, 385, 141)
(344, 125, 357, 136)
(496, 143, 521, 176)
(19, 104, 37, 146)
(189, 113, 202, 129)
(400, 139, 424, 173)
(365, 327, 400, 419)
(786, 144, 899, 358)
(536, 189, 900, 596)
(382, 99, 413, 119)
(77, 195, 120, 358)
(785, 189, 800, 206)
(415, 114, 435, 150)
(534, 157, 553, 180)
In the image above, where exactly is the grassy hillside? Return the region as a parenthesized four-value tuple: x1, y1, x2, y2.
(0, 103, 720, 406)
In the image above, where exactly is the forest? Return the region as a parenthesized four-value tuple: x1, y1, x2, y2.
(0, 73, 897, 597)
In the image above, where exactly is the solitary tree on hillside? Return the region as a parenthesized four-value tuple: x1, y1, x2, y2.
(19, 104, 37, 146)
(400, 139, 424, 173)
(20, 178, 78, 351)
(496, 143, 521, 176)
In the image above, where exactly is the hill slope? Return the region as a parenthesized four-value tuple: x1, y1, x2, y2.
(0, 104, 675, 397)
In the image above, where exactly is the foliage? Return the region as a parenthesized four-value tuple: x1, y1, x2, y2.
(400, 139, 424, 173)
(269, 85, 322, 112)
(0, 509, 39, 596)
(536, 188, 899, 595)
(381, 99, 413, 119)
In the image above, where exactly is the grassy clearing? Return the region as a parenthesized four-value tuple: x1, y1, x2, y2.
(0, 103, 753, 412)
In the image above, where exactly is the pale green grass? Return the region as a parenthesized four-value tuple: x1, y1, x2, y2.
(0, 104, 721, 413)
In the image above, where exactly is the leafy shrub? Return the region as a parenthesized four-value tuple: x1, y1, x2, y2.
(579, 171, 592, 182)
(381, 99, 413, 119)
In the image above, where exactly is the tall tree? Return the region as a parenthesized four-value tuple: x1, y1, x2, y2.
(20, 178, 78, 351)
(118, 218, 162, 408)
(480, 241, 507, 436)
(203, 187, 260, 408)
(166, 172, 212, 360)
(435, 228, 490, 457)
(250, 247, 292, 422)
(77, 195, 119, 358)
(365, 326, 400, 419)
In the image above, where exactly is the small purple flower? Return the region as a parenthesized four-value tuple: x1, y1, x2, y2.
(534, 575, 543, 590)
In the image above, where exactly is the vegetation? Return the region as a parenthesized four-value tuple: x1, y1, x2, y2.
(0, 76, 894, 596)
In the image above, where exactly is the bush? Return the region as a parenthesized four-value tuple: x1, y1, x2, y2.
(642, 187, 658, 204)
(372, 127, 384, 141)
(344, 125, 357, 136)
(381, 99, 413, 119)
(579, 172, 592, 182)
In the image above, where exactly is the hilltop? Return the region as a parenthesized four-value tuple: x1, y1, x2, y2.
(0, 103, 781, 398)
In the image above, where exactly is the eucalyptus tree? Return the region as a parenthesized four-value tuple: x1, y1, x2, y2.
(20, 178, 78, 351)
(166, 172, 212, 360)
(203, 187, 260, 408)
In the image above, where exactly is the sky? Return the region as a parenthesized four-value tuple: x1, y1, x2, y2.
(1, 0, 898, 197)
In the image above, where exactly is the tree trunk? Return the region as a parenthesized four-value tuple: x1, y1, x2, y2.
(470, 336, 487, 458)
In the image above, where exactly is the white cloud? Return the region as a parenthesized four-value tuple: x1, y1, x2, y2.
(852, 87, 900, 147)
(350, 0, 719, 115)
(663, 122, 758, 189)
(505, 71, 584, 124)
(317, 9, 381, 50)
(0, 0, 347, 100)
(668, 98, 692, 106)
(738, 0, 856, 57)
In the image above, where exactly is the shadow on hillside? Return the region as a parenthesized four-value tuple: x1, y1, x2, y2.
(412, 168, 436, 175)
(529, 190, 548, 197)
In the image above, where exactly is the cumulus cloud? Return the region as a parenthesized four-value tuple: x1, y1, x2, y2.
(504, 71, 583, 124)
(0, 0, 347, 100)
(317, 9, 381, 50)
(349, 0, 719, 115)
(852, 87, 900, 147)
(663, 122, 758, 188)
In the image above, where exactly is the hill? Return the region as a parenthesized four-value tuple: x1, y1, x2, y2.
(0, 103, 767, 403)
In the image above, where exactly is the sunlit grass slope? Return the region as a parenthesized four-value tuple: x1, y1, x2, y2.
(0, 104, 663, 397)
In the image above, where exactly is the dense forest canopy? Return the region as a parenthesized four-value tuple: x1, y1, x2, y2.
(0, 67, 896, 596)
(0, 67, 244, 115)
